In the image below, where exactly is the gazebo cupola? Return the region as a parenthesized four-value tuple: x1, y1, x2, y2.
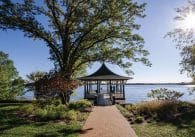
(78, 63, 130, 105)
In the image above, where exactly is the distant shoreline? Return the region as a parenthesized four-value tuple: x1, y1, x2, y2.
(126, 83, 194, 85)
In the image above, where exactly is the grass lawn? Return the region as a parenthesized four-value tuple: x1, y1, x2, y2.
(0, 103, 83, 137)
(132, 121, 195, 137)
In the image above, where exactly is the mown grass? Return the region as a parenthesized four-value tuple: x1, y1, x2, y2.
(0, 101, 91, 137)
(117, 101, 195, 137)
(132, 121, 195, 137)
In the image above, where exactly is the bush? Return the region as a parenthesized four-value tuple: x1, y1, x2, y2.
(20, 104, 34, 113)
(46, 110, 59, 120)
(117, 105, 132, 118)
(18, 99, 92, 122)
(135, 116, 144, 123)
(68, 99, 92, 111)
(137, 100, 179, 120)
(63, 110, 77, 121)
(148, 88, 184, 101)
(136, 101, 163, 117)
(35, 99, 62, 108)
(125, 104, 137, 114)
(34, 108, 47, 119)
(77, 112, 89, 121)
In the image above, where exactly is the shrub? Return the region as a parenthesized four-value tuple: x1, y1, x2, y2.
(68, 99, 92, 111)
(117, 105, 132, 118)
(136, 101, 163, 117)
(18, 99, 91, 122)
(147, 88, 184, 101)
(44, 104, 56, 111)
(35, 99, 62, 108)
(63, 110, 77, 121)
(50, 99, 62, 106)
(56, 104, 67, 112)
(125, 104, 137, 114)
(46, 110, 59, 120)
(135, 116, 144, 123)
(137, 100, 179, 119)
(20, 104, 34, 113)
(77, 112, 89, 121)
(34, 108, 47, 119)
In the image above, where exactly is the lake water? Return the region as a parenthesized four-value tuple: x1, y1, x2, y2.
(23, 85, 195, 103)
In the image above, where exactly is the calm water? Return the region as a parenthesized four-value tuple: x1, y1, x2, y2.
(23, 85, 195, 103)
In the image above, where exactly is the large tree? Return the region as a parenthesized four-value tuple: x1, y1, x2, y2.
(0, 0, 150, 78)
(0, 51, 24, 100)
(167, 1, 195, 81)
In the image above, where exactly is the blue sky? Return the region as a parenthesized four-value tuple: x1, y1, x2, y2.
(0, 0, 191, 83)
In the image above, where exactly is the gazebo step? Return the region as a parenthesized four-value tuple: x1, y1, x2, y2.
(97, 94, 112, 106)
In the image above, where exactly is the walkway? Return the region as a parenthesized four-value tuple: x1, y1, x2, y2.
(80, 105, 137, 137)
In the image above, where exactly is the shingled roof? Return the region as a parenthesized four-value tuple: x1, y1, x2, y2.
(78, 63, 131, 80)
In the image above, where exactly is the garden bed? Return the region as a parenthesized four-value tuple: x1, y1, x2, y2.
(117, 101, 195, 137)
(0, 99, 92, 137)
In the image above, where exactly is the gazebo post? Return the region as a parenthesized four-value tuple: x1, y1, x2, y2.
(107, 81, 109, 93)
(84, 81, 86, 98)
(89, 81, 92, 92)
(109, 80, 112, 99)
(96, 80, 98, 94)
(87, 81, 89, 93)
(123, 81, 125, 99)
(120, 81, 122, 94)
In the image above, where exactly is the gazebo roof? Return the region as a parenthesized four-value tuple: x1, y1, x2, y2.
(78, 63, 131, 80)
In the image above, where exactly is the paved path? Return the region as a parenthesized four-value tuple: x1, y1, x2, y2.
(80, 105, 137, 137)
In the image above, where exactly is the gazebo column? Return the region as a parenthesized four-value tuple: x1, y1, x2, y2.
(115, 81, 118, 93)
(84, 81, 86, 98)
(107, 81, 109, 93)
(96, 81, 98, 94)
(97, 80, 100, 93)
(120, 81, 122, 94)
(122, 80, 125, 99)
(99, 81, 101, 93)
(87, 81, 89, 93)
(89, 81, 92, 92)
(109, 80, 112, 99)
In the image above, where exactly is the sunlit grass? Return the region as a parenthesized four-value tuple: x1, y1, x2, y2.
(0, 103, 88, 137)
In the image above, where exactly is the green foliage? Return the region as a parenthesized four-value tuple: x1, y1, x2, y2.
(0, 51, 24, 100)
(19, 99, 91, 121)
(0, 0, 150, 78)
(64, 110, 78, 121)
(132, 122, 195, 137)
(116, 104, 132, 118)
(167, 1, 195, 80)
(68, 99, 92, 111)
(118, 101, 195, 126)
(34, 108, 47, 119)
(136, 101, 180, 121)
(77, 111, 89, 122)
(20, 104, 34, 114)
(0, 104, 82, 137)
(135, 116, 144, 123)
(147, 88, 184, 101)
(25, 71, 46, 92)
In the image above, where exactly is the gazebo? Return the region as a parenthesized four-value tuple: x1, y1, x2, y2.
(78, 63, 131, 105)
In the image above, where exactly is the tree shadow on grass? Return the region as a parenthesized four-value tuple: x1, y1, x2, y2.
(34, 127, 86, 137)
(0, 104, 31, 134)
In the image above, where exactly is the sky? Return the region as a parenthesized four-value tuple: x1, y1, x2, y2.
(0, 0, 192, 83)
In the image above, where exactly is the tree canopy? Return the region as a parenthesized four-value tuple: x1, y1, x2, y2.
(0, 0, 150, 78)
(0, 51, 24, 100)
(167, 1, 195, 80)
